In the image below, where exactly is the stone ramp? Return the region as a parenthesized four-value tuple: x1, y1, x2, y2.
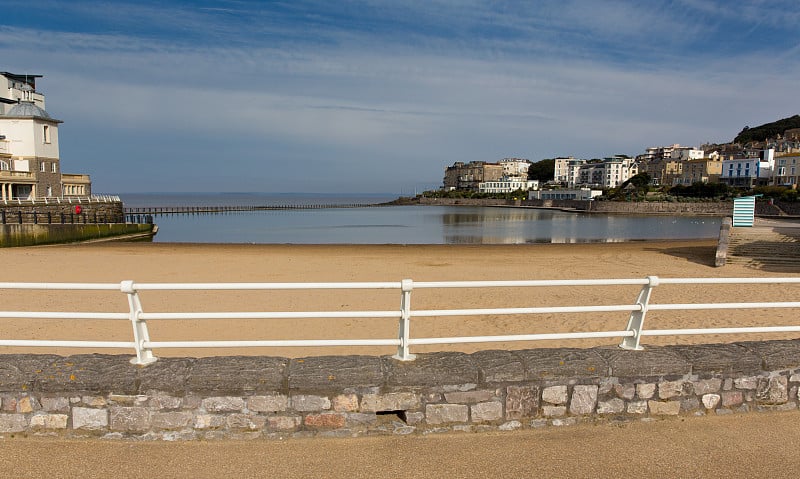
(726, 219, 800, 270)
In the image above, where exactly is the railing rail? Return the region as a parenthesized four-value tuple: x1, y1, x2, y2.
(0, 276, 798, 364)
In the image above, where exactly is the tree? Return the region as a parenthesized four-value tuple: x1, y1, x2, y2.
(527, 159, 555, 182)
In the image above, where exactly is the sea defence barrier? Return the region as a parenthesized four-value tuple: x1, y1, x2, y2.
(1, 340, 799, 439)
(0, 197, 156, 246)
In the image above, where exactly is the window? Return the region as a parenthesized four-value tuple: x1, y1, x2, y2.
(51, 162, 57, 173)
(40, 161, 46, 172)
(43, 125, 50, 144)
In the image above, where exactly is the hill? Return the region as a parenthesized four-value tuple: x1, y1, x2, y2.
(733, 114, 800, 144)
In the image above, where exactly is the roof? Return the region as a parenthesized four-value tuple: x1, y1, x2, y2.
(3, 100, 60, 122)
(0, 72, 42, 90)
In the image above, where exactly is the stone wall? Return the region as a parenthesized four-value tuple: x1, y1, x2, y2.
(419, 197, 732, 215)
(0, 200, 125, 224)
(2, 340, 799, 440)
(0, 223, 155, 247)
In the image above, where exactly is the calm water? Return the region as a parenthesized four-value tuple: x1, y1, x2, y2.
(120, 193, 723, 244)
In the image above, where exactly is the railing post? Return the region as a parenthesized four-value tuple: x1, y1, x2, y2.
(620, 275, 659, 350)
(121, 280, 158, 365)
(393, 279, 416, 361)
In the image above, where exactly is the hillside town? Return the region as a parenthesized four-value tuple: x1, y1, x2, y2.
(443, 134, 800, 202)
(0, 71, 92, 201)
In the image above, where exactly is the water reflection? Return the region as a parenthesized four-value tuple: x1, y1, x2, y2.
(438, 207, 721, 244)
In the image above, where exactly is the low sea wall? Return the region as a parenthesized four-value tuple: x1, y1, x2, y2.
(419, 197, 733, 215)
(0, 223, 155, 247)
(2, 340, 799, 440)
(0, 200, 125, 224)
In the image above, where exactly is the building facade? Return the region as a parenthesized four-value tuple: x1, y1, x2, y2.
(0, 72, 91, 200)
(443, 161, 505, 191)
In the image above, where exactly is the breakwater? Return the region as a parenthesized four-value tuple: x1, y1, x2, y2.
(1, 340, 798, 440)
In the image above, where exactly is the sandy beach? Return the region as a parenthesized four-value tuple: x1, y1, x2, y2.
(1, 240, 798, 358)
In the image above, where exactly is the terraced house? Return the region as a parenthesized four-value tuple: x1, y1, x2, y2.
(0, 71, 91, 200)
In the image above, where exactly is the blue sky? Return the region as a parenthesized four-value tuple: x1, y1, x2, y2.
(2, 0, 799, 194)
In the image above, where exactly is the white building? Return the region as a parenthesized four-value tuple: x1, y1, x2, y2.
(566, 156, 636, 189)
(478, 178, 539, 194)
(0, 72, 91, 200)
(719, 149, 774, 188)
(773, 154, 800, 188)
(670, 147, 704, 161)
(498, 158, 531, 179)
(529, 188, 602, 201)
(553, 157, 574, 184)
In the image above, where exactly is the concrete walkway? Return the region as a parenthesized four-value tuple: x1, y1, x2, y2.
(726, 217, 800, 270)
(2, 412, 799, 478)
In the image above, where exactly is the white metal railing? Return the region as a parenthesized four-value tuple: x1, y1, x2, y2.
(0, 276, 799, 364)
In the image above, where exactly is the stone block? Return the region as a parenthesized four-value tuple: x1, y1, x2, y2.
(680, 397, 700, 413)
(517, 348, 606, 379)
(739, 340, 800, 371)
(345, 413, 379, 427)
(202, 396, 245, 412)
(627, 401, 648, 414)
(542, 405, 566, 417)
(81, 396, 107, 407)
(41, 397, 70, 412)
(636, 383, 656, 399)
(0, 355, 61, 392)
(247, 395, 289, 413)
(596, 346, 690, 378)
(30, 414, 68, 430)
(194, 414, 226, 430)
(756, 376, 788, 405)
(721, 391, 743, 407)
(266, 416, 302, 431)
(0, 414, 27, 432)
(470, 350, 526, 383)
(332, 394, 359, 412)
(444, 390, 494, 404)
(187, 357, 286, 394)
(227, 414, 267, 431)
(151, 411, 193, 430)
(471, 402, 503, 422)
(360, 392, 419, 412)
(542, 385, 568, 405)
(291, 395, 331, 412)
(692, 378, 722, 395)
(702, 394, 721, 410)
(72, 407, 108, 430)
(425, 404, 469, 425)
(658, 380, 686, 399)
(648, 400, 681, 416)
(304, 412, 347, 429)
(288, 356, 383, 391)
(385, 352, 478, 388)
(614, 383, 636, 400)
(667, 344, 762, 376)
(499, 421, 522, 431)
(597, 398, 625, 415)
(110, 407, 150, 433)
(135, 358, 193, 393)
(35, 355, 138, 394)
(734, 376, 759, 390)
(148, 395, 182, 410)
(505, 385, 539, 419)
(16, 396, 41, 413)
(569, 385, 598, 415)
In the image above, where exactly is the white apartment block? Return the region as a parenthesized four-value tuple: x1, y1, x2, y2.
(720, 149, 774, 188)
(499, 158, 531, 179)
(566, 156, 636, 189)
(478, 178, 539, 194)
(553, 157, 574, 184)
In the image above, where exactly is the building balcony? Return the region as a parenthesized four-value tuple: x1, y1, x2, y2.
(0, 170, 35, 182)
(62, 173, 91, 185)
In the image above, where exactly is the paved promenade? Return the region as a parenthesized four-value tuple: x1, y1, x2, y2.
(726, 217, 800, 270)
(2, 411, 799, 478)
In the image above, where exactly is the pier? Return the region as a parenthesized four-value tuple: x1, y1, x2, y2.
(123, 202, 383, 216)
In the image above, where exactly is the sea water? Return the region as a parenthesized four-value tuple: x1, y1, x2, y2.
(120, 193, 723, 244)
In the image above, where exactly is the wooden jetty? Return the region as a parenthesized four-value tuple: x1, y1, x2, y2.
(123, 203, 383, 216)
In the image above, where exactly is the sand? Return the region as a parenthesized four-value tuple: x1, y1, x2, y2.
(1, 240, 798, 358)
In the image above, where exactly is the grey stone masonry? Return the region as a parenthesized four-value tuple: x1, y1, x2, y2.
(1, 340, 799, 440)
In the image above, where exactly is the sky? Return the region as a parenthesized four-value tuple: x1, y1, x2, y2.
(2, 0, 799, 194)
